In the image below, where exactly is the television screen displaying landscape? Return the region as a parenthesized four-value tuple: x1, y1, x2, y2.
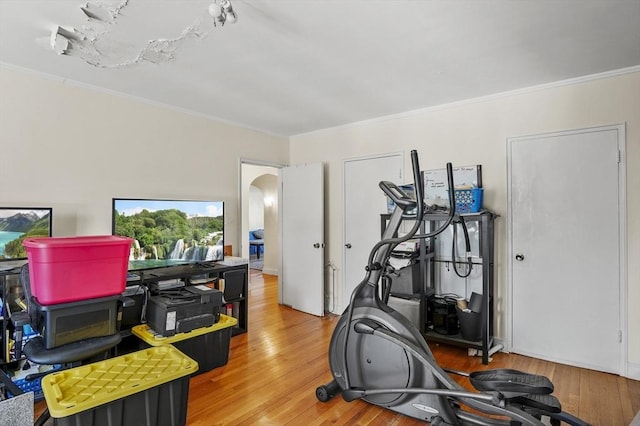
(112, 199, 224, 267)
(0, 208, 52, 261)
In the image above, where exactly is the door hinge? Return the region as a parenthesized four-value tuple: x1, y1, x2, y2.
(617, 150, 621, 163)
(618, 330, 622, 343)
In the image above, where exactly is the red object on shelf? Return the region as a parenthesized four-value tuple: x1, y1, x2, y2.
(23, 235, 133, 305)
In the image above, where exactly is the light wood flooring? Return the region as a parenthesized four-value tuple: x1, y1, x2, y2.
(36, 269, 640, 425)
(186, 270, 639, 425)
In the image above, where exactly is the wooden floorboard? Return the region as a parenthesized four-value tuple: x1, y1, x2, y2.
(183, 270, 639, 425)
(35, 269, 639, 425)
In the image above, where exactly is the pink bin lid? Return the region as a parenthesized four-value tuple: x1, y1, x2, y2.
(23, 235, 132, 248)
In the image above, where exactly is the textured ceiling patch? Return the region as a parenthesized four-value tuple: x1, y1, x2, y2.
(50, 0, 222, 68)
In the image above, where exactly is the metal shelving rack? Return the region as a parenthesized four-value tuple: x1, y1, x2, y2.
(381, 210, 500, 364)
(0, 265, 24, 365)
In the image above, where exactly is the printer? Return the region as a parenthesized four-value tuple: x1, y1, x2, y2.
(147, 285, 223, 337)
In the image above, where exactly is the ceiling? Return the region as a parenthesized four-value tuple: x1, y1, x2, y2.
(1, 1, 639, 137)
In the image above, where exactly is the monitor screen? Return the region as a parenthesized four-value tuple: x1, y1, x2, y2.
(0, 207, 53, 261)
(112, 198, 224, 269)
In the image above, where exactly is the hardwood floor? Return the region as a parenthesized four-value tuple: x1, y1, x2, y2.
(185, 270, 639, 425)
(36, 269, 640, 425)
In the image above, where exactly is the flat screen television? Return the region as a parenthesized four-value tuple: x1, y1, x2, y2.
(0, 207, 53, 262)
(112, 198, 224, 270)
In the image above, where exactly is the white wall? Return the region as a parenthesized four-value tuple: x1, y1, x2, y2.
(3, 64, 638, 376)
(0, 67, 289, 253)
(252, 174, 279, 275)
(248, 186, 265, 231)
(290, 70, 640, 375)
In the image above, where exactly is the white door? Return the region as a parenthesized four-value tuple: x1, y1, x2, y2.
(509, 125, 624, 373)
(280, 162, 324, 316)
(343, 153, 403, 312)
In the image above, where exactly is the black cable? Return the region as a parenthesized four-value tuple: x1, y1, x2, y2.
(452, 215, 473, 278)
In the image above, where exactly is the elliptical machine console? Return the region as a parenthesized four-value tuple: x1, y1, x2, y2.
(316, 150, 589, 426)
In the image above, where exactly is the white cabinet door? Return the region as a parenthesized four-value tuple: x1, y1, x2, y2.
(343, 153, 403, 313)
(509, 125, 623, 373)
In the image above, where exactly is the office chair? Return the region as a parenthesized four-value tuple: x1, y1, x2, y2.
(6, 264, 127, 426)
(221, 269, 245, 301)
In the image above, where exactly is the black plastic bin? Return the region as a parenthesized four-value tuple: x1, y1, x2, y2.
(456, 307, 482, 341)
(132, 314, 237, 376)
(41, 346, 197, 426)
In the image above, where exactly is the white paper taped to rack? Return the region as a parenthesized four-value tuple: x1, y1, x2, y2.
(422, 165, 482, 207)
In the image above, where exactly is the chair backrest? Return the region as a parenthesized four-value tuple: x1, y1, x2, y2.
(222, 269, 245, 301)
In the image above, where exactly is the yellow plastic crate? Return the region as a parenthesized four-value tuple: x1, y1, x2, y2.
(41, 345, 197, 419)
(131, 314, 238, 345)
(132, 314, 238, 375)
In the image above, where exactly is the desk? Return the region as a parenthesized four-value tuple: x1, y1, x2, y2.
(249, 240, 264, 259)
(126, 261, 248, 336)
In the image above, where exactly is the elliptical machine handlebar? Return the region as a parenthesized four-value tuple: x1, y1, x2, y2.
(378, 148, 425, 213)
(379, 180, 416, 212)
(367, 151, 455, 272)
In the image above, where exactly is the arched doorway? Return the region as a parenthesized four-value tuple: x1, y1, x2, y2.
(240, 160, 281, 277)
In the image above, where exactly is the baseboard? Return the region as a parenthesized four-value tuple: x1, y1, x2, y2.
(262, 267, 278, 275)
(626, 362, 640, 380)
(462, 338, 640, 380)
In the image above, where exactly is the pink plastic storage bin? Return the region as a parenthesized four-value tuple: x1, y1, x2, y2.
(23, 235, 133, 305)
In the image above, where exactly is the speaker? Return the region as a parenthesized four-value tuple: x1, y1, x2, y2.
(427, 295, 459, 335)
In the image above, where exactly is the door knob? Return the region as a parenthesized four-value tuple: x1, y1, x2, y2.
(515, 253, 525, 261)
(345, 243, 352, 249)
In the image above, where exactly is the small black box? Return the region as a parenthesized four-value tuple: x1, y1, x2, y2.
(121, 285, 146, 329)
(34, 295, 119, 349)
(427, 295, 459, 335)
(147, 286, 222, 337)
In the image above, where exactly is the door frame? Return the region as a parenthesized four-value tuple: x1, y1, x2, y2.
(239, 158, 285, 296)
(506, 124, 627, 375)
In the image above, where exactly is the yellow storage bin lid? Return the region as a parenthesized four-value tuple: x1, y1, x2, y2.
(132, 314, 238, 346)
(41, 345, 198, 418)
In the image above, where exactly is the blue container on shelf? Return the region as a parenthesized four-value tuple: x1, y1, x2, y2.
(9, 363, 61, 401)
(11, 377, 45, 401)
(454, 188, 483, 213)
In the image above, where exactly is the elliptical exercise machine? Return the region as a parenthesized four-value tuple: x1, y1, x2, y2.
(316, 150, 589, 426)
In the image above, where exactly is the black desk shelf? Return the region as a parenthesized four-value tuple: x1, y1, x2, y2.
(0, 264, 26, 365)
(129, 262, 249, 337)
(1, 261, 249, 368)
